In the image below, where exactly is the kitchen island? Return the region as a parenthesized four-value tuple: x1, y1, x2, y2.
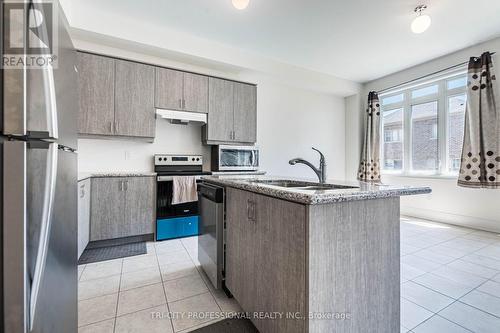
(202, 176, 431, 333)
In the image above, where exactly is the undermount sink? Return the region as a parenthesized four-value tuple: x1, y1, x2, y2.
(251, 179, 318, 187)
(251, 179, 358, 191)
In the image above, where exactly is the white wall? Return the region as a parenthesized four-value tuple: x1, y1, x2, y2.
(77, 42, 347, 181)
(345, 37, 500, 232)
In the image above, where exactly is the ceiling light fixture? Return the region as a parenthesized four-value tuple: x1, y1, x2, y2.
(232, 0, 250, 10)
(411, 5, 431, 34)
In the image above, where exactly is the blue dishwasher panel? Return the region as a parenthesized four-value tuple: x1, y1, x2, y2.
(156, 216, 199, 241)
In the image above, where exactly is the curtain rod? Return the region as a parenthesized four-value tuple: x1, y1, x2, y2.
(378, 52, 496, 94)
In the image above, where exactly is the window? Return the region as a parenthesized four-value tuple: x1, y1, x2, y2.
(385, 128, 402, 142)
(382, 108, 403, 171)
(448, 94, 466, 172)
(411, 101, 439, 172)
(380, 71, 467, 176)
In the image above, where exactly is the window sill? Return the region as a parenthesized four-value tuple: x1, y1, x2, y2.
(381, 173, 458, 180)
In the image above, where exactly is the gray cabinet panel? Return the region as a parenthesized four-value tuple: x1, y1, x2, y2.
(124, 177, 155, 236)
(155, 67, 184, 110)
(90, 177, 125, 241)
(225, 188, 306, 333)
(183, 72, 208, 113)
(253, 192, 306, 333)
(206, 78, 234, 142)
(115, 60, 156, 138)
(77, 179, 91, 258)
(233, 82, 257, 143)
(225, 188, 257, 313)
(77, 53, 115, 135)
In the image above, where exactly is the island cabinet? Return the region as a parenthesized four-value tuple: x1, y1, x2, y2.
(90, 177, 155, 241)
(226, 188, 307, 333)
(203, 78, 257, 145)
(155, 68, 209, 113)
(225, 187, 400, 333)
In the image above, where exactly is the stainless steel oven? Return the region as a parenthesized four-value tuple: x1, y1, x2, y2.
(211, 145, 260, 171)
(154, 154, 211, 241)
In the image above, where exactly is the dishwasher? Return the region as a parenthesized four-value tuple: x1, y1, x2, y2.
(197, 182, 227, 291)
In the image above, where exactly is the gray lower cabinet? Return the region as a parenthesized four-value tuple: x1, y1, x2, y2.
(114, 60, 156, 138)
(204, 78, 257, 144)
(226, 188, 306, 333)
(90, 177, 126, 241)
(90, 177, 155, 241)
(226, 187, 400, 333)
(77, 52, 115, 135)
(77, 179, 91, 258)
(155, 68, 209, 113)
(123, 177, 156, 236)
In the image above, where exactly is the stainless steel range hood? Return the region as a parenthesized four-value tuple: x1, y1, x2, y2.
(156, 109, 207, 125)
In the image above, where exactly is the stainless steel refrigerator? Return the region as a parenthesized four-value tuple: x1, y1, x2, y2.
(1, 1, 78, 332)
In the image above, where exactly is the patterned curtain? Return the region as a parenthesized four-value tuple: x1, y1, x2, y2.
(458, 52, 499, 188)
(358, 91, 381, 182)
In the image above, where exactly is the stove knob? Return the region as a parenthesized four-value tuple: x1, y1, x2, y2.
(196, 158, 200, 161)
(192, 158, 195, 161)
(158, 157, 162, 161)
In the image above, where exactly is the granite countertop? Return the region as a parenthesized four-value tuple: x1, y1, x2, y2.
(202, 175, 431, 205)
(78, 172, 157, 181)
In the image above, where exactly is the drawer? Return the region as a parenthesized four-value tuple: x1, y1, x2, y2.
(156, 216, 199, 241)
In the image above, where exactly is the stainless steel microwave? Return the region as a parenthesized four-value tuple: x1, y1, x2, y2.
(211, 145, 260, 171)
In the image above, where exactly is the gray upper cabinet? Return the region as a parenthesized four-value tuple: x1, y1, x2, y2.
(233, 82, 257, 143)
(155, 68, 208, 113)
(183, 72, 208, 113)
(206, 77, 234, 142)
(115, 60, 156, 138)
(155, 67, 184, 110)
(77, 51, 255, 143)
(77, 52, 115, 135)
(204, 78, 257, 144)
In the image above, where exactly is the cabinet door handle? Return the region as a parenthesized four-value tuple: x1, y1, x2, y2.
(124, 180, 128, 191)
(179, 99, 182, 109)
(247, 200, 256, 222)
(119, 181, 123, 191)
(108, 121, 113, 133)
(182, 99, 186, 109)
(80, 185, 85, 198)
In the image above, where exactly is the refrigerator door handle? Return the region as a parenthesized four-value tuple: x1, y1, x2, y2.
(44, 64, 59, 139)
(29, 143, 58, 330)
(29, 1, 59, 140)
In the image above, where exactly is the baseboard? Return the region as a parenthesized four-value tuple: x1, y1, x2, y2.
(401, 206, 500, 234)
(87, 234, 154, 249)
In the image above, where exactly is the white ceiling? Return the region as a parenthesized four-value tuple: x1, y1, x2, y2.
(66, 0, 500, 83)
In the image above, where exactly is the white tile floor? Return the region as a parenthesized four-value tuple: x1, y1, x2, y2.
(78, 237, 241, 333)
(78, 217, 500, 333)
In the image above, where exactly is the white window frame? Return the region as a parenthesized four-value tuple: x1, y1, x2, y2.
(379, 68, 467, 178)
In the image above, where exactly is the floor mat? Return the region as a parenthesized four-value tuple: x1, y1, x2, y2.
(78, 242, 147, 264)
(191, 318, 259, 333)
